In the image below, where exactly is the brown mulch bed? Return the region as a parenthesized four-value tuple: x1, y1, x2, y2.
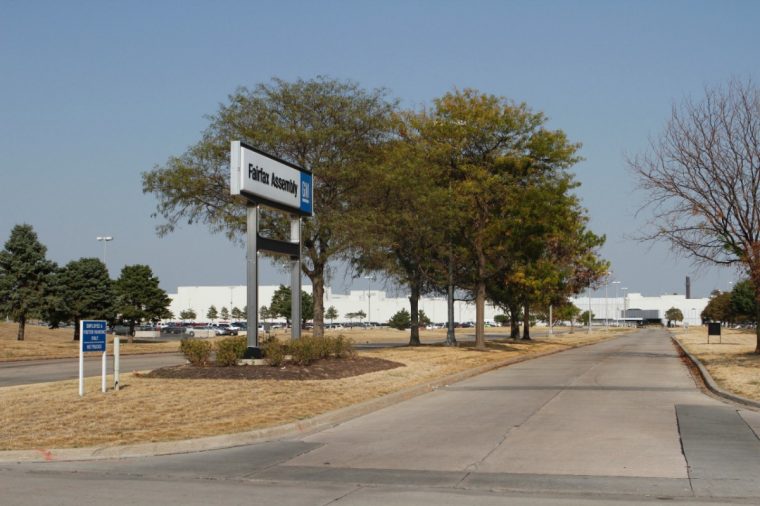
(142, 356, 404, 381)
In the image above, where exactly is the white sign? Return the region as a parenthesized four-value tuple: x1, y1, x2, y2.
(231, 141, 313, 216)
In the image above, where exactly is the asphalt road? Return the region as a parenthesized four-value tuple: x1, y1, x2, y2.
(0, 353, 186, 387)
(3, 328, 760, 505)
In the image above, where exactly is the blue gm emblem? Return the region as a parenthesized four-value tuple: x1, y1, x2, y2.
(300, 173, 313, 214)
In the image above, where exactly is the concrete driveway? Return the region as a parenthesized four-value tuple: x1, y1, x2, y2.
(3, 328, 760, 505)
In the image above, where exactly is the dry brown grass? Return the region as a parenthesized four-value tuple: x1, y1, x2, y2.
(0, 328, 629, 450)
(0, 322, 181, 361)
(674, 326, 760, 401)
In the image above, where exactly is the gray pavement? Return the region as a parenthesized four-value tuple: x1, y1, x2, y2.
(3, 328, 760, 505)
(0, 353, 186, 387)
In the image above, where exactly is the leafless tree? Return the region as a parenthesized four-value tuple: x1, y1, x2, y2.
(629, 79, 760, 351)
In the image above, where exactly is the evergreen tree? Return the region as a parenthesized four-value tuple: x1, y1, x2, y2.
(220, 306, 230, 320)
(231, 306, 243, 320)
(206, 305, 218, 322)
(114, 264, 171, 342)
(180, 308, 197, 320)
(269, 285, 314, 327)
(388, 309, 411, 330)
(325, 306, 338, 325)
(54, 258, 114, 340)
(0, 224, 56, 340)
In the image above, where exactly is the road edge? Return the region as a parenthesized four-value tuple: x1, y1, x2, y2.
(1, 334, 619, 463)
(671, 334, 760, 410)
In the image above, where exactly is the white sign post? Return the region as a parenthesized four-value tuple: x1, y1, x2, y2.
(79, 320, 107, 396)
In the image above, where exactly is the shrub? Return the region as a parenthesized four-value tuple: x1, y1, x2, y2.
(180, 338, 213, 367)
(215, 336, 247, 366)
(333, 335, 356, 359)
(290, 336, 320, 366)
(262, 338, 287, 367)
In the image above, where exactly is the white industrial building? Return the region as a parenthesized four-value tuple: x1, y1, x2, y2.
(570, 292, 709, 327)
(167, 285, 501, 325)
(167, 285, 709, 327)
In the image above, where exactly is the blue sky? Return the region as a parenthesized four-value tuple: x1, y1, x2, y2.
(1, 0, 758, 298)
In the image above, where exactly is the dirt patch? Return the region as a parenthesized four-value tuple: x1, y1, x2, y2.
(143, 356, 403, 381)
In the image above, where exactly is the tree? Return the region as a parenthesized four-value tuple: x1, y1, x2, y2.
(325, 306, 338, 325)
(665, 307, 684, 327)
(702, 292, 732, 323)
(630, 80, 760, 352)
(0, 224, 56, 340)
(414, 89, 584, 349)
(554, 303, 582, 333)
(730, 280, 758, 324)
(180, 308, 197, 320)
(417, 310, 431, 328)
(350, 120, 450, 346)
(355, 309, 367, 323)
(207, 305, 218, 322)
(53, 258, 114, 341)
(114, 264, 171, 342)
(494, 314, 509, 327)
(142, 76, 396, 338)
(388, 309, 411, 330)
(579, 310, 594, 326)
(269, 285, 314, 327)
(220, 306, 230, 320)
(231, 306, 243, 320)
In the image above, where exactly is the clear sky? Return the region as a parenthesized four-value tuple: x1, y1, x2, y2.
(1, 0, 758, 298)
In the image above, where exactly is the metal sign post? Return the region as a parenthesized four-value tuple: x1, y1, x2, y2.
(79, 320, 107, 396)
(232, 141, 313, 358)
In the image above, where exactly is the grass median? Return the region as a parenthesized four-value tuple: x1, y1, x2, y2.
(0, 327, 629, 451)
(674, 326, 760, 401)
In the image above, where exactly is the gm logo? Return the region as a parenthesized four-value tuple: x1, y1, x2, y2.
(299, 173, 313, 214)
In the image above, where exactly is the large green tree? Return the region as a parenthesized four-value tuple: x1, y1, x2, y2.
(142, 76, 396, 337)
(114, 264, 171, 341)
(0, 224, 56, 340)
(351, 118, 449, 346)
(416, 89, 585, 349)
(53, 258, 114, 341)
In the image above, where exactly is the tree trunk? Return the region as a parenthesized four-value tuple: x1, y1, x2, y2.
(509, 304, 520, 339)
(474, 280, 486, 349)
(73, 317, 81, 341)
(17, 313, 25, 341)
(409, 283, 421, 346)
(311, 269, 325, 338)
(522, 301, 531, 340)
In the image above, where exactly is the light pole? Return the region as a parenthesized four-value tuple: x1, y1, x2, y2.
(364, 276, 374, 327)
(611, 281, 621, 326)
(621, 287, 628, 326)
(96, 236, 113, 269)
(604, 277, 609, 331)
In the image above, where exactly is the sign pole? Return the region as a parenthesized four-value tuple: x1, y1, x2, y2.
(291, 217, 301, 340)
(114, 337, 120, 391)
(79, 321, 84, 396)
(245, 203, 261, 357)
(101, 349, 107, 393)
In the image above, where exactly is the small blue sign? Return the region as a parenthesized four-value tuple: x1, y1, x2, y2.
(81, 320, 107, 353)
(300, 172, 313, 214)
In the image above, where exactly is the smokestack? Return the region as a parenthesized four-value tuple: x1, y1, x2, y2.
(686, 276, 691, 299)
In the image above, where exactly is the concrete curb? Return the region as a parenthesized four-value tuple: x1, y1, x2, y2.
(671, 335, 760, 410)
(0, 336, 613, 464)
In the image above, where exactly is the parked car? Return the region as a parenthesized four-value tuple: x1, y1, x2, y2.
(213, 324, 238, 336)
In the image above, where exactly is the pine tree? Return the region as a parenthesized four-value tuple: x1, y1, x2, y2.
(114, 264, 171, 342)
(0, 224, 56, 340)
